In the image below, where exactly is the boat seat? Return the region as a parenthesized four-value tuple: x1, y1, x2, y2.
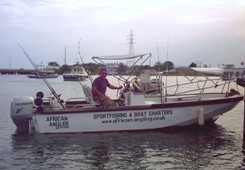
(81, 84, 100, 106)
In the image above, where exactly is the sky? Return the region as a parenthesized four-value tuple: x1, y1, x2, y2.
(0, 0, 245, 69)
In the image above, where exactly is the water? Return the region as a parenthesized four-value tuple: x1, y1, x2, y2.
(1, 75, 245, 170)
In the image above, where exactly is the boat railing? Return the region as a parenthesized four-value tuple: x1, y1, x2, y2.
(161, 76, 240, 100)
(164, 92, 229, 103)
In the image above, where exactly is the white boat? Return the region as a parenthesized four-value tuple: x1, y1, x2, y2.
(27, 65, 59, 79)
(191, 67, 224, 75)
(63, 63, 88, 81)
(27, 73, 59, 79)
(11, 53, 244, 134)
(191, 64, 245, 80)
(105, 63, 119, 75)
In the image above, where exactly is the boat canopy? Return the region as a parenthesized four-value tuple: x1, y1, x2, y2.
(92, 53, 151, 61)
(92, 53, 152, 84)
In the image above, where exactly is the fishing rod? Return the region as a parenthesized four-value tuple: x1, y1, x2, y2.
(18, 43, 66, 110)
(78, 38, 93, 83)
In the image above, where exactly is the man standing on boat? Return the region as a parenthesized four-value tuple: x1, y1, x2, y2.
(92, 68, 123, 106)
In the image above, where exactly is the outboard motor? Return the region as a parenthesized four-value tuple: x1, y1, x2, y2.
(10, 96, 35, 131)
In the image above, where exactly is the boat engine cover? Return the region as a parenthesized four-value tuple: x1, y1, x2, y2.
(11, 96, 34, 123)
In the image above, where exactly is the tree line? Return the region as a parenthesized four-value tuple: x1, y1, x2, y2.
(49, 61, 197, 75)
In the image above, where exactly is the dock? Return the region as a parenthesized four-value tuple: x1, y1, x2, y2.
(0, 69, 55, 75)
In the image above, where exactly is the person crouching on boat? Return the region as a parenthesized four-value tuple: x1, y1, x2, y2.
(132, 76, 144, 92)
(92, 68, 123, 106)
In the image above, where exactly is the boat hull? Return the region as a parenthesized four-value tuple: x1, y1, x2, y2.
(32, 96, 242, 134)
(63, 74, 88, 81)
(27, 74, 59, 79)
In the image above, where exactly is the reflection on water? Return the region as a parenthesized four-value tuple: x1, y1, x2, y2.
(1, 75, 245, 169)
(9, 125, 243, 170)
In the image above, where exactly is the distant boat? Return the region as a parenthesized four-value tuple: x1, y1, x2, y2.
(26, 64, 59, 79)
(105, 63, 119, 75)
(191, 67, 224, 75)
(191, 64, 245, 80)
(27, 73, 59, 79)
(63, 63, 88, 81)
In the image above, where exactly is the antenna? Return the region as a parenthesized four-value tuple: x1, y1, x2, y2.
(78, 38, 93, 83)
(157, 40, 160, 72)
(156, 40, 164, 103)
(165, 37, 169, 102)
(166, 37, 169, 67)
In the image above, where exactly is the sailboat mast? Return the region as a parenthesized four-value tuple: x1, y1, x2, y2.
(64, 46, 67, 65)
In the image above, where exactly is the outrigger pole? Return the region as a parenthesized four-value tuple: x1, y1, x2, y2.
(156, 39, 163, 103)
(18, 43, 66, 110)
